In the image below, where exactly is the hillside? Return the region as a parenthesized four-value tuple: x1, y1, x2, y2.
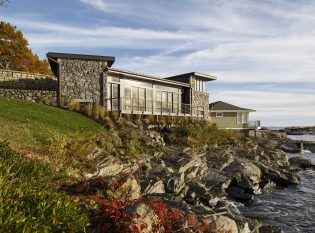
(0, 98, 103, 149)
(0, 99, 306, 233)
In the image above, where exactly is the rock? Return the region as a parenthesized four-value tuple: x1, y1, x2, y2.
(83, 154, 139, 178)
(127, 203, 159, 233)
(255, 162, 300, 187)
(224, 161, 262, 195)
(166, 173, 188, 197)
(212, 215, 239, 233)
(106, 176, 141, 201)
(266, 150, 289, 167)
(141, 177, 165, 195)
(259, 225, 285, 233)
(289, 156, 315, 170)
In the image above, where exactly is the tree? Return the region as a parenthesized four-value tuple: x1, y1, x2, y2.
(0, 21, 53, 75)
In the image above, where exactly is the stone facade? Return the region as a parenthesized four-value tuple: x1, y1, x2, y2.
(0, 69, 57, 104)
(58, 58, 107, 106)
(190, 77, 210, 116)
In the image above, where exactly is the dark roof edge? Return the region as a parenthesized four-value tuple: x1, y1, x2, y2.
(108, 68, 190, 87)
(46, 52, 115, 66)
(167, 72, 217, 81)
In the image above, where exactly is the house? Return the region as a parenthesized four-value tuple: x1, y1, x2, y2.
(47, 52, 216, 118)
(209, 101, 260, 129)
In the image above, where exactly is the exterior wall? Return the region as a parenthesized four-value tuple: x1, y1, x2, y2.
(0, 69, 57, 104)
(210, 112, 246, 128)
(58, 58, 107, 106)
(190, 76, 209, 116)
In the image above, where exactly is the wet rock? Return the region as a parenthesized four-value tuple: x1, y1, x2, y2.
(224, 161, 262, 195)
(289, 156, 315, 170)
(256, 162, 300, 187)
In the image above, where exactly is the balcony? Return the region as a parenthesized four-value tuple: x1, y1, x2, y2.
(107, 97, 206, 117)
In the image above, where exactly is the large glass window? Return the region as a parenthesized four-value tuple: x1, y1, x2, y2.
(139, 88, 146, 111)
(146, 89, 153, 112)
(237, 112, 248, 123)
(155, 90, 162, 112)
(173, 93, 179, 113)
(109, 83, 119, 110)
(125, 87, 131, 110)
(132, 87, 139, 111)
(162, 92, 168, 113)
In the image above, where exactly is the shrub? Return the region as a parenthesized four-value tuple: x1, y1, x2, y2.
(85, 103, 93, 117)
(163, 120, 240, 147)
(0, 141, 89, 232)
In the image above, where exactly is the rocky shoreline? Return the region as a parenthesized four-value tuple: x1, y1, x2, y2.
(65, 129, 314, 233)
(280, 126, 315, 135)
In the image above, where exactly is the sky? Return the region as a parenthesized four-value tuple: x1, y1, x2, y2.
(1, 0, 315, 126)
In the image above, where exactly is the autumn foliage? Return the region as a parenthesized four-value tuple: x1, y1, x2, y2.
(0, 21, 53, 75)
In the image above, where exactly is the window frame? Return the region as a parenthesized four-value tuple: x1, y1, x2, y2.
(216, 112, 224, 117)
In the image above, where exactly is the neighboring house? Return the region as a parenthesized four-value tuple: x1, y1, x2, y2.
(209, 101, 259, 129)
(47, 52, 216, 118)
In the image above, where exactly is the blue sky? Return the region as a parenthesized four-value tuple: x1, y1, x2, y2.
(1, 0, 315, 126)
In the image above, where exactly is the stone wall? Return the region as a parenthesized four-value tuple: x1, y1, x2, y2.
(190, 77, 210, 117)
(0, 70, 57, 104)
(58, 58, 107, 106)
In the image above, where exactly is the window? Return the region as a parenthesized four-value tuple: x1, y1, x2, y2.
(216, 112, 223, 117)
(237, 112, 248, 123)
(146, 89, 153, 112)
(195, 79, 204, 92)
(125, 87, 131, 110)
(132, 87, 139, 111)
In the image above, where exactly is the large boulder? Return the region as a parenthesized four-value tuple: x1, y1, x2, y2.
(224, 161, 262, 196)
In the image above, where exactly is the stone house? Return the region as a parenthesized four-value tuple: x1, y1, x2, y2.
(47, 52, 216, 118)
(209, 101, 260, 129)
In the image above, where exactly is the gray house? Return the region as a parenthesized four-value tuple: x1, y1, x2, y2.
(47, 52, 216, 118)
(209, 101, 259, 129)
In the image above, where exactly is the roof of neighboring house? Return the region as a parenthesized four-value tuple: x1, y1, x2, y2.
(107, 67, 191, 87)
(209, 101, 256, 112)
(166, 72, 217, 82)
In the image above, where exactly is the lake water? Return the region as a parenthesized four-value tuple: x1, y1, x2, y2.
(239, 135, 315, 233)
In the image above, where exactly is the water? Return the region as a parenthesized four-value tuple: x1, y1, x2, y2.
(239, 135, 315, 233)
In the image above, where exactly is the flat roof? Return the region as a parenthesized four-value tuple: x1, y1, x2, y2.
(167, 72, 217, 81)
(108, 67, 190, 87)
(47, 52, 115, 67)
(209, 101, 255, 112)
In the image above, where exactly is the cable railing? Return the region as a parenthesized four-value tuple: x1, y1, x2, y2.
(107, 97, 206, 117)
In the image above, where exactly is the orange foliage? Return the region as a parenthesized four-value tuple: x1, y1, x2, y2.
(0, 21, 53, 75)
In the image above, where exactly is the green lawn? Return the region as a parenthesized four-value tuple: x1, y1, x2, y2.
(0, 98, 103, 149)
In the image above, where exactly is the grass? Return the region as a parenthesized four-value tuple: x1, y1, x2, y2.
(0, 98, 103, 149)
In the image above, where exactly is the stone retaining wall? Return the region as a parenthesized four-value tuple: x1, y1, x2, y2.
(0, 69, 58, 104)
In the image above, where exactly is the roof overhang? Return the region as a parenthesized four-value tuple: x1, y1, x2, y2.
(108, 68, 190, 87)
(46, 52, 115, 66)
(193, 72, 217, 81)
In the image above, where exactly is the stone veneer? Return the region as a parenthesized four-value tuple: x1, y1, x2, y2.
(58, 58, 107, 106)
(190, 77, 210, 117)
(0, 69, 57, 104)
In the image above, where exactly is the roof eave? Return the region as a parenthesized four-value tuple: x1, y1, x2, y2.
(108, 68, 190, 87)
(210, 109, 256, 113)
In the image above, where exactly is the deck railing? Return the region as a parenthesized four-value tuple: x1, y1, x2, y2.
(246, 120, 261, 129)
(107, 97, 206, 117)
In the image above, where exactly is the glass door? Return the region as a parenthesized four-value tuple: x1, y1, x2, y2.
(109, 83, 119, 111)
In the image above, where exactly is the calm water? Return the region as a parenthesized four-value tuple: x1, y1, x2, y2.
(239, 135, 315, 233)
